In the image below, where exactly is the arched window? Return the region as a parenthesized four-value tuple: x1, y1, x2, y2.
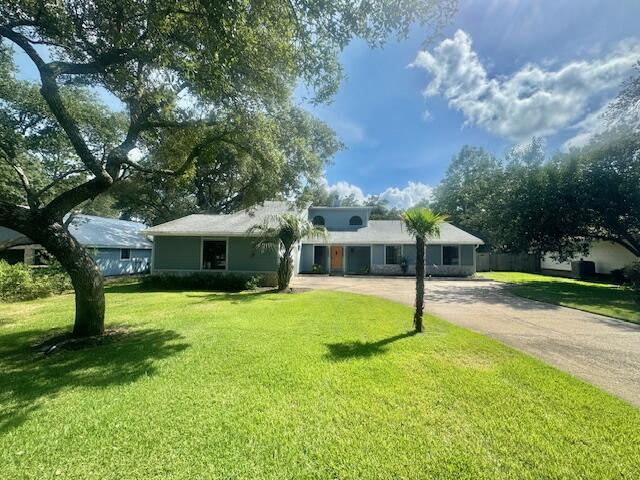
(349, 215, 363, 226)
(312, 215, 325, 226)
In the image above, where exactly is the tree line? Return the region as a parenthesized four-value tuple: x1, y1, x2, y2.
(432, 129, 640, 260)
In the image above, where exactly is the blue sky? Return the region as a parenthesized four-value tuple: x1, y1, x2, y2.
(301, 0, 640, 207)
(11, 0, 640, 209)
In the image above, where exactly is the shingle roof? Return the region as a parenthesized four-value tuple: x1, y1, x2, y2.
(67, 215, 152, 249)
(0, 215, 151, 249)
(304, 220, 484, 245)
(144, 201, 298, 235)
(145, 202, 483, 245)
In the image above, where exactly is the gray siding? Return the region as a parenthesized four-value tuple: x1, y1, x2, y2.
(346, 246, 370, 274)
(154, 236, 201, 270)
(308, 207, 369, 230)
(372, 245, 384, 265)
(299, 244, 315, 273)
(228, 237, 277, 272)
(461, 245, 475, 266)
(426, 245, 442, 266)
(402, 244, 417, 265)
(93, 248, 151, 276)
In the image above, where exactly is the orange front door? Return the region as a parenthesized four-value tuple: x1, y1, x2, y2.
(330, 246, 343, 272)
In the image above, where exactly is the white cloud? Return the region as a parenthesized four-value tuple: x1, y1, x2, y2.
(410, 30, 640, 141)
(561, 103, 611, 150)
(323, 179, 433, 210)
(326, 180, 367, 204)
(378, 182, 433, 210)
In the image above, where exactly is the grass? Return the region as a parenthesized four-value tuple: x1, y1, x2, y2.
(478, 271, 640, 324)
(1, 285, 639, 479)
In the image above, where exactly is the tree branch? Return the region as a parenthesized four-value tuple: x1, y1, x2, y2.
(0, 26, 109, 182)
(42, 177, 109, 219)
(35, 168, 88, 199)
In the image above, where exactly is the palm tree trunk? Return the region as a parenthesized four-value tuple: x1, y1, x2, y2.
(414, 237, 425, 332)
(277, 248, 294, 290)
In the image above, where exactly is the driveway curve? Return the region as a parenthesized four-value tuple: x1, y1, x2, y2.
(292, 275, 640, 406)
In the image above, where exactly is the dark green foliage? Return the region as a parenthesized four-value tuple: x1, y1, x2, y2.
(623, 262, 640, 303)
(435, 133, 640, 260)
(0, 260, 72, 301)
(432, 145, 502, 246)
(399, 256, 409, 275)
(140, 273, 262, 292)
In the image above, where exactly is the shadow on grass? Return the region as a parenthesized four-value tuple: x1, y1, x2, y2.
(510, 281, 640, 326)
(0, 326, 189, 433)
(325, 330, 417, 361)
(105, 282, 279, 302)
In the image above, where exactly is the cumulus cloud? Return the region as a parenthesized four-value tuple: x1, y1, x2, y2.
(324, 179, 433, 210)
(410, 30, 640, 141)
(378, 182, 433, 210)
(326, 180, 367, 204)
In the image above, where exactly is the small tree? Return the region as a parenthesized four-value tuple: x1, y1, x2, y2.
(249, 213, 327, 290)
(402, 208, 446, 333)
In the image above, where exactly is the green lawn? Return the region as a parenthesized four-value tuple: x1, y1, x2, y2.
(479, 271, 640, 324)
(1, 285, 639, 479)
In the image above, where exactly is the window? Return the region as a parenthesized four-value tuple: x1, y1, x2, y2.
(120, 248, 131, 260)
(202, 240, 226, 270)
(349, 215, 363, 226)
(312, 215, 325, 226)
(442, 246, 459, 265)
(385, 245, 401, 265)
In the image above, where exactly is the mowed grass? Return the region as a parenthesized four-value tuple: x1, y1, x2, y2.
(479, 271, 640, 323)
(1, 285, 639, 479)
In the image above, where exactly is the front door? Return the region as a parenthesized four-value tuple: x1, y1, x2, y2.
(330, 246, 343, 273)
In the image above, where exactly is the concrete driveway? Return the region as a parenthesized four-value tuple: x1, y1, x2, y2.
(292, 275, 640, 406)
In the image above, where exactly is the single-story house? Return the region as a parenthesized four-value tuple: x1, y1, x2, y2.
(144, 201, 484, 285)
(541, 240, 638, 276)
(0, 215, 152, 276)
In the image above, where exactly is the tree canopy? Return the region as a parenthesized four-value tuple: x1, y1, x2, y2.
(434, 134, 640, 260)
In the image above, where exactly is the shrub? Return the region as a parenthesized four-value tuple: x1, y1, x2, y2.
(399, 256, 409, 275)
(0, 260, 72, 302)
(311, 263, 325, 274)
(610, 268, 627, 284)
(141, 273, 263, 292)
(623, 261, 640, 303)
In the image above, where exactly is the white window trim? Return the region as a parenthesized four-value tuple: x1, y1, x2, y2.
(120, 248, 132, 261)
(201, 237, 229, 271)
(441, 244, 461, 266)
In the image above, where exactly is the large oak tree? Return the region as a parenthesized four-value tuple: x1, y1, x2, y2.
(0, 0, 456, 337)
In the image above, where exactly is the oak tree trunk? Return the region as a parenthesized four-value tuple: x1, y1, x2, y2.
(414, 237, 425, 333)
(31, 222, 105, 337)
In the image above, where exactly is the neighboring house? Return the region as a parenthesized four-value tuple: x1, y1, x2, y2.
(541, 240, 638, 276)
(145, 201, 484, 285)
(0, 215, 152, 276)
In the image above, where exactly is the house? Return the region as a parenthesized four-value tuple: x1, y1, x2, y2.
(541, 240, 638, 276)
(0, 215, 152, 276)
(144, 201, 484, 285)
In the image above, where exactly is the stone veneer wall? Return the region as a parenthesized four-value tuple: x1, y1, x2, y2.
(372, 264, 474, 277)
(426, 265, 475, 277)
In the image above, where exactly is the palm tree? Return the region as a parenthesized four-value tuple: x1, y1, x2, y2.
(401, 208, 447, 332)
(249, 213, 327, 290)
